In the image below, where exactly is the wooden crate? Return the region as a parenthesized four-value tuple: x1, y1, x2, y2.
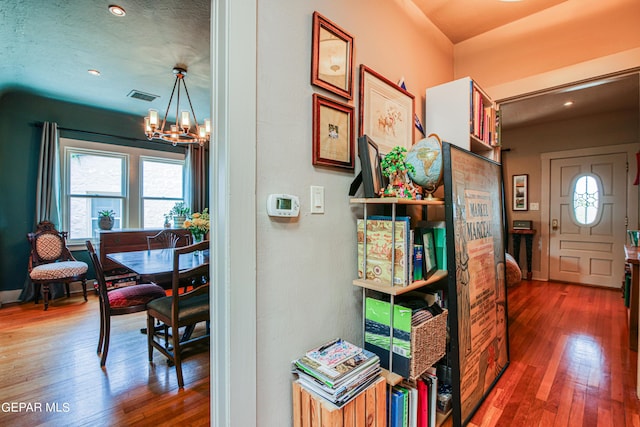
(292, 377, 386, 427)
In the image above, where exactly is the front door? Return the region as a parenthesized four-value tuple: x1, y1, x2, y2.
(549, 153, 627, 287)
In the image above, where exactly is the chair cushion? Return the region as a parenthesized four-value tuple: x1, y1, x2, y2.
(147, 294, 209, 325)
(108, 283, 166, 308)
(30, 261, 88, 280)
(35, 234, 64, 260)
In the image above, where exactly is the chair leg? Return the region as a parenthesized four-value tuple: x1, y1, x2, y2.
(97, 302, 105, 355)
(100, 315, 111, 367)
(81, 278, 88, 302)
(65, 283, 71, 298)
(43, 284, 50, 311)
(147, 314, 155, 362)
(173, 325, 184, 388)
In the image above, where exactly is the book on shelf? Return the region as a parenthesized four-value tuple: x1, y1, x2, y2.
(390, 387, 405, 427)
(417, 377, 429, 427)
(424, 368, 438, 427)
(357, 218, 410, 286)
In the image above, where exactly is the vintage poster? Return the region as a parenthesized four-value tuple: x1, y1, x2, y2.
(444, 143, 509, 425)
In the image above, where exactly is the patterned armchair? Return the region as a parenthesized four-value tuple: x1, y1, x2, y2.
(27, 221, 88, 310)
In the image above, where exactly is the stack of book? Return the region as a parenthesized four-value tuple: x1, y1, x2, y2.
(293, 338, 381, 407)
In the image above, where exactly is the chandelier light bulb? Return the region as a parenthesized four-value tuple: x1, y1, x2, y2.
(148, 109, 159, 128)
(181, 111, 190, 129)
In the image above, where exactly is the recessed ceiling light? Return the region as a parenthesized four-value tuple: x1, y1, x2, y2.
(88, 69, 101, 76)
(564, 101, 574, 107)
(108, 5, 126, 17)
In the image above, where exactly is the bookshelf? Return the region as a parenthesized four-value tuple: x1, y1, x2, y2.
(351, 197, 451, 426)
(425, 77, 500, 162)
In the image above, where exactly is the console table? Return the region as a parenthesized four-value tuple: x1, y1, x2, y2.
(511, 229, 536, 280)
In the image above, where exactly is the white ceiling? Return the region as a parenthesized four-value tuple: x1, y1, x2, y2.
(0, 0, 636, 131)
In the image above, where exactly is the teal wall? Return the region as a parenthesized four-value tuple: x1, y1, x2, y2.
(0, 88, 187, 292)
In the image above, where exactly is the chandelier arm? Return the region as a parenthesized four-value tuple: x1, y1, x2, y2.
(161, 76, 180, 132)
(182, 80, 199, 128)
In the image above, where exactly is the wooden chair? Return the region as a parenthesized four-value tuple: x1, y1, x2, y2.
(146, 240, 210, 388)
(146, 229, 190, 251)
(27, 220, 88, 310)
(86, 241, 166, 367)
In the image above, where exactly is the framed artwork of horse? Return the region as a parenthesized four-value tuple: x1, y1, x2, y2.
(358, 65, 415, 154)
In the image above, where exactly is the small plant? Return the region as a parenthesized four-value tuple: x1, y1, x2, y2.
(169, 202, 190, 217)
(98, 209, 115, 218)
(380, 146, 415, 178)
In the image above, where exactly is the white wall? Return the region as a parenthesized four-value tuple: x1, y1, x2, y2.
(255, 1, 453, 425)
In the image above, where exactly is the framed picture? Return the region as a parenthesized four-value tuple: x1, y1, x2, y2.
(512, 174, 528, 211)
(357, 135, 384, 197)
(442, 142, 508, 426)
(312, 93, 355, 171)
(422, 228, 438, 279)
(359, 65, 415, 154)
(311, 12, 354, 100)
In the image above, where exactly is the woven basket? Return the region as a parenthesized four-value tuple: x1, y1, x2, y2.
(409, 309, 448, 380)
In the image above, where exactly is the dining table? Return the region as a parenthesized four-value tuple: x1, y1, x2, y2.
(106, 247, 209, 288)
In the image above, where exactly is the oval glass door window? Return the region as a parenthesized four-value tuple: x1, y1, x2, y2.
(571, 174, 602, 226)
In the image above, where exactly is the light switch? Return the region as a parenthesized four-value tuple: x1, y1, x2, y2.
(530, 202, 539, 211)
(310, 186, 324, 214)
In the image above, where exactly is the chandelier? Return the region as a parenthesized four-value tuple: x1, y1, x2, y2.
(144, 66, 210, 146)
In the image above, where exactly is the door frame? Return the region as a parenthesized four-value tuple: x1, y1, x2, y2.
(540, 143, 638, 281)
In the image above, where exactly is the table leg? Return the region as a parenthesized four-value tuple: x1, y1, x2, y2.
(512, 234, 522, 269)
(524, 235, 534, 280)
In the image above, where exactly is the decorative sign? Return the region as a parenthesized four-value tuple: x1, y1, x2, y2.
(443, 143, 509, 426)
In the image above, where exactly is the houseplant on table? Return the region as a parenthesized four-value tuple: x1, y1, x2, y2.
(97, 209, 115, 230)
(170, 202, 190, 228)
(183, 208, 210, 244)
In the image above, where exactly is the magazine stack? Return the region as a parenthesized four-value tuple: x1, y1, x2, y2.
(293, 338, 381, 407)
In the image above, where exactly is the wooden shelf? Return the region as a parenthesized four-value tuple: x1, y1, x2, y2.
(350, 197, 444, 206)
(436, 409, 452, 427)
(353, 270, 447, 295)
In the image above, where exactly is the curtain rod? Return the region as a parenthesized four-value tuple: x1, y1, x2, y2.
(32, 122, 184, 148)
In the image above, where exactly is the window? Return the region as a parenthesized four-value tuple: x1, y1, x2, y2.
(67, 150, 126, 240)
(571, 173, 602, 226)
(61, 138, 185, 244)
(141, 158, 184, 228)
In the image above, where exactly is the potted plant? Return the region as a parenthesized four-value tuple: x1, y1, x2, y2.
(98, 209, 115, 230)
(379, 146, 419, 199)
(163, 213, 172, 228)
(170, 202, 190, 228)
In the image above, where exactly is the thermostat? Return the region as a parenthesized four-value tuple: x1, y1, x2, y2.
(267, 194, 300, 217)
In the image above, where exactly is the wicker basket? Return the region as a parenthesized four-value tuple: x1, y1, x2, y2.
(409, 309, 448, 380)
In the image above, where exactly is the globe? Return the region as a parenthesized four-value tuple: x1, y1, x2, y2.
(406, 134, 443, 196)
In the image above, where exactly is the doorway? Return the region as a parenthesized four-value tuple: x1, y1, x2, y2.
(541, 144, 639, 285)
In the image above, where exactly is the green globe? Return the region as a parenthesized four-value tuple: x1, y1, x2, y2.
(406, 134, 443, 194)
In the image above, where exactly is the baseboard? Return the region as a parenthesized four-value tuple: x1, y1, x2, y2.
(0, 281, 93, 307)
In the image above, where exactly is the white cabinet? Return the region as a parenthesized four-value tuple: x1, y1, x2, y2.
(425, 77, 500, 162)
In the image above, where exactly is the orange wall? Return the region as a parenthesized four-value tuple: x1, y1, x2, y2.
(453, 0, 640, 99)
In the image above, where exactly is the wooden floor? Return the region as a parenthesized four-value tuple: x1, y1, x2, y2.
(460, 280, 640, 427)
(2, 280, 640, 426)
(0, 293, 209, 427)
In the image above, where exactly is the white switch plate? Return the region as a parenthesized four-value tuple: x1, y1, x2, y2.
(310, 186, 324, 214)
(530, 202, 539, 211)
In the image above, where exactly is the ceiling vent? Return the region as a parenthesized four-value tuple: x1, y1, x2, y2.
(128, 90, 159, 102)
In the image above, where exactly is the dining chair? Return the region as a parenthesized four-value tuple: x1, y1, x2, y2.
(27, 220, 88, 310)
(146, 229, 190, 251)
(146, 240, 210, 388)
(86, 241, 167, 367)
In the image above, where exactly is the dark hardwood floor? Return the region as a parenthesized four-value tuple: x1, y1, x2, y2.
(0, 293, 209, 426)
(1, 280, 639, 426)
